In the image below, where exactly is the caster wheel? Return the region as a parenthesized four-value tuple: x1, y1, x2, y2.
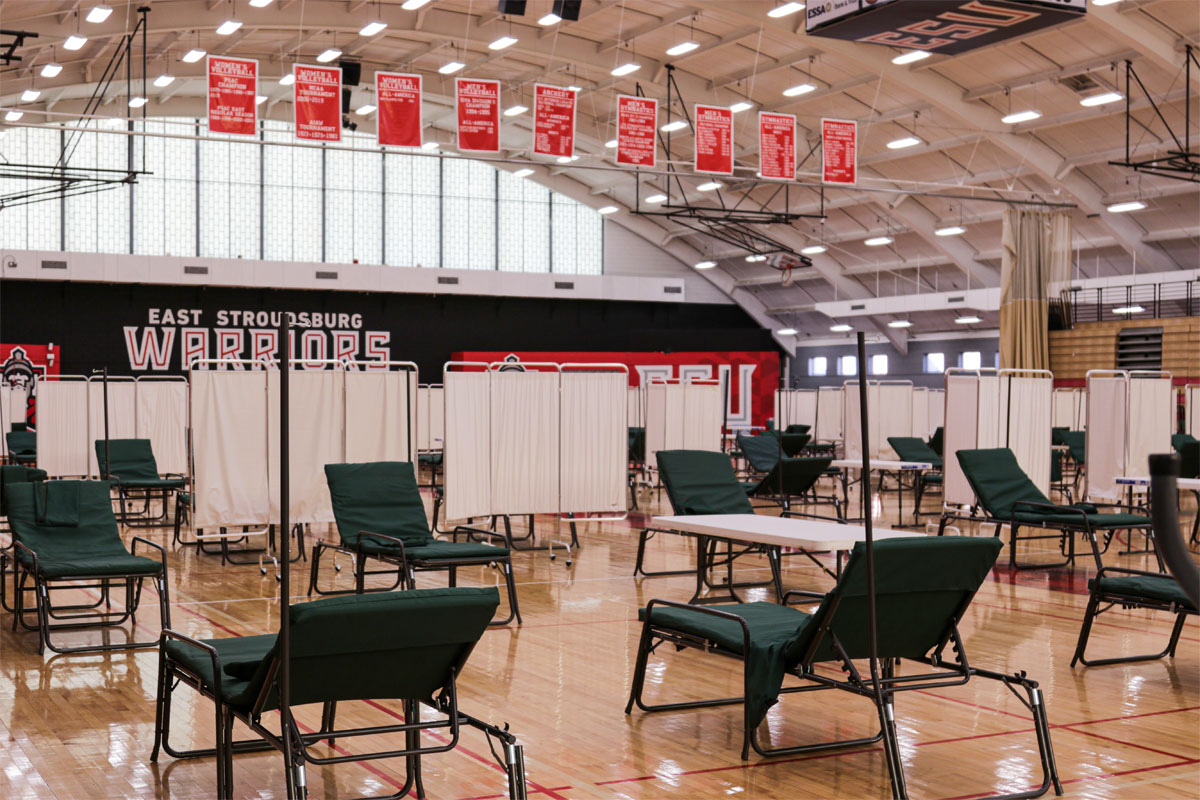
(549, 554, 556, 561)
(566, 560, 573, 567)
(260, 568, 267, 576)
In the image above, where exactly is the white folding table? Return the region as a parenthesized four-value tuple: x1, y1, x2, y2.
(830, 459, 935, 527)
(1116, 476, 1200, 545)
(652, 513, 924, 604)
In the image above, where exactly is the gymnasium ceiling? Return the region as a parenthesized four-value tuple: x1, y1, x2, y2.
(1, 0, 1198, 349)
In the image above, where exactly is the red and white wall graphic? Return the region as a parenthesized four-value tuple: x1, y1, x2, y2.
(1, 344, 61, 429)
(616, 95, 657, 168)
(294, 64, 342, 142)
(457, 351, 780, 428)
(376, 72, 422, 148)
(694, 104, 734, 176)
(533, 84, 577, 158)
(456, 78, 501, 153)
(206, 55, 258, 136)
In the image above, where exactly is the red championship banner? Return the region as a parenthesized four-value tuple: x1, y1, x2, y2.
(694, 104, 734, 175)
(616, 95, 657, 168)
(821, 118, 857, 185)
(758, 111, 796, 181)
(206, 55, 257, 136)
(533, 84, 576, 158)
(376, 71, 422, 147)
(456, 78, 501, 153)
(293, 64, 342, 142)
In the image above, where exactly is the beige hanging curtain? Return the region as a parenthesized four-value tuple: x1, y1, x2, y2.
(999, 210, 1072, 370)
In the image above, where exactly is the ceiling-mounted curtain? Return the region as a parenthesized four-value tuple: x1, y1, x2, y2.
(1000, 210, 1072, 370)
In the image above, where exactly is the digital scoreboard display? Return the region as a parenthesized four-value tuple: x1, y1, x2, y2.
(806, 0, 1087, 56)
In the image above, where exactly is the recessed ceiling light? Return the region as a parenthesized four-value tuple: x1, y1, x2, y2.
(611, 63, 640, 77)
(604, 139, 618, 148)
(41, 62, 63, 77)
(1080, 91, 1122, 107)
(936, 225, 967, 236)
(645, 193, 668, 204)
(888, 319, 913, 328)
(438, 61, 464, 75)
(503, 105, 528, 117)
(697, 181, 722, 191)
(892, 50, 930, 65)
(489, 36, 518, 51)
(660, 120, 687, 132)
(539, 13, 562, 26)
(359, 21, 387, 37)
(782, 83, 815, 97)
(5, 110, 24, 121)
(1113, 304, 1144, 314)
(86, 4, 113, 23)
(955, 315, 982, 324)
(317, 48, 342, 63)
(64, 35, 89, 50)
(767, 2, 806, 18)
(401, 0, 432, 8)
(1001, 109, 1041, 124)
(694, 260, 716, 269)
(777, 327, 798, 335)
(128, 96, 148, 107)
(1107, 200, 1146, 213)
(666, 41, 699, 56)
(182, 48, 206, 62)
(598, 205, 619, 215)
(21, 89, 40, 102)
(216, 20, 243, 36)
(279, 73, 295, 85)
(512, 168, 534, 178)
(830, 323, 852, 332)
(257, 95, 268, 105)
(729, 101, 753, 113)
(887, 136, 921, 149)
(249, 0, 275, 7)
(153, 74, 175, 87)
(421, 141, 440, 151)
(800, 245, 826, 255)
(865, 236, 893, 246)
(355, 103, 375, 114)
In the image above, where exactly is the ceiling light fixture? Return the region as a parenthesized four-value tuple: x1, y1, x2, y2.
(800, 245, 826, 255)
(864, 236, 893, 246)
(830, 323, 853, 332)
(1113, 304, 1144, 314)
(782, 83, 815, 97)
(729, 101, 753, 113)
(660, 120, 687, 132)
(154, 74, 175, 87)
(645, 193, 667, 204)
(249, 0, 275, 7)
(666, 41, 699, 56)
(64, 35, 89, 50)
(611, 63, 640, 77)
(1080, 91, 1122, 107)
(182, 48, 206, 62)
(355, 103, 376, 114)
(359, 21, 387, 37)
(891, 50, 930, 65)
(1107, 200, 1146, 213)
(935, 225, 967, 236)
(128, 96, 148, 108)
(401, 0, 432, 8)
(604, 139, 618, 148)
(598, 205, 619, 215)
(41, 62, 63, 78)
(421, 141, 440, 151)
(1001, 109, 1041, 124)
(777, 327, 798, 335)
(1091, 0, 1122, 5)
(21, 89, 40, 102)
(697, 181, 722, 191)
(567, 85, 582, 91)
(503, 104, 528, 116)
(955, 315, 982, 324)
(512, 168, 534, 178)
(86, 4, 113, 23)
(887, 136, 921, 149)
(538, 13, 562, 26)
(279, 73, 295, 85)
(745, 254, 767, 262)
(694, 260, 716, 269)
(4, 110, 23, 121)
(317, 48, 342, 63)
(767, 2, 806, 18)
(489, 36, 518, 50)
(438, 61, 465, 74)
(888, 319, 913, 328)
(256, 95, 268, 105)
(216, 20, 243, 36)
(556, 155, 579, 164)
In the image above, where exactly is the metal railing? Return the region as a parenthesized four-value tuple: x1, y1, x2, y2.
(1062, 278, 1198, 326)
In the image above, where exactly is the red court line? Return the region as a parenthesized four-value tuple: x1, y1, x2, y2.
(1057, 704, 1200, 728)
(970, 599, 1200, 642)
(936, 757, 1200, 800)
(1065, 726, 1195, 762)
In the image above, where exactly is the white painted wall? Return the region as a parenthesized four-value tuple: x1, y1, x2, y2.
(603, 223, 732, 305)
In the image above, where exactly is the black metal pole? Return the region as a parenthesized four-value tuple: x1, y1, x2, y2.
(856, 332, 884, 721)
(278, 315, 297, 795)
(721, 369, 729, 453)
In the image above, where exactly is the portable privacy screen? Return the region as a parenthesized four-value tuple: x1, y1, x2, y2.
(843, 380, 913, 460)
(415, 384, 445, 453)
(774, 388, 817, 430)
(1085, 369, 1174, 501)
(643, 378, 722, 471)
(1189, 385, 1200, 437)
(1052, 388, 1085, 431)
(814, 385, 844, 442)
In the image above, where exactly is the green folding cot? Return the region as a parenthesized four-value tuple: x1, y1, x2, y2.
(946, 448, 1150, 570)
(5, 479, 171, 654)
(152, 587, 528, 799)
(313, 461, 520, 625)
(736, 434, 841, 518)
(927, 426, 944, 457)
(626, 536, 1060, 800)
(0, 464, 47, 613)
(886, 436, 943, 521)
(5, 430, 36, 466)
(95, 438, 187, 527)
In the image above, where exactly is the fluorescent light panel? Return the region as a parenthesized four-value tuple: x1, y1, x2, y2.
(5, 110, 24, 121)
(888, 319, 913, 328)
(256, 96, 268, 105)
(128, 96, 148, 107)
(645, 193, 667, 204)
(421, 141, 439, 151)
(767, 2, 806, 18)
(538, 13, 562, 26)
(864, 236, 893, 246)
(935, 225, 966, 236)
(503, 105, 528, 116)
(892, 50, 930, 65)
(359, 21, 387, 36)
(64, 35, 88, 50)
(887, 136, 920, 149)
(1113, 304, 1144, 314)
(182, 48, 206, 62)
(512, 168, 534, 178)
(697, 181, 722, 191)
(660, 120, 687, 132)
(86, 5, 113, 23)
(1080, 91, 1122, 107)
(41, 62, 63, 77)
(830, 323, 852, 332)
(598, 205, 619, 215)
(694, 260, 716, 269)
(777, 327, 798, 335)
(154, 74, 175, 87)
(401, 0, 433, 8)
(604, 139, 618, 148)
(955, 315, 982, 324)
(1001, 109, 1041, 124)
(730, 101, 753, 113)
(666, 41, 699, 56)
(21, 89, 40, 102)
(249, 0, 275, 7)
(800, 245, 826, 255)
(611, 63, 640, 76)
(355, 104, 375, 114)
(216, 20, 243, 36)
(279, 73, 295, 85)
(438, 61, 464, 74)
(783, 83, 815, 97)
(1107, 200, 1146, 213)
(316, 48, 342, 62)
(489, 36, 518, 51)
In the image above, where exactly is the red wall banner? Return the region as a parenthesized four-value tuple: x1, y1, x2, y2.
(456, 350, 780, 428)
(616, 95, 657, 168)
(758, 111, 796, 181)
(376, 71, 422, 148)
(206, 55, 257, 136)
(294, 64, 342, 142)
(821, 117, 857, 185)
(456, 78, 501, 153)
(533, 84, 577, 158)
(694, 104, 734, 175)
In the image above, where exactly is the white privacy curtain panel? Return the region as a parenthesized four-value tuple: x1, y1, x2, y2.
(490, 371, 560, 515)
(928, 390, 945, 432)
(35, 379, 90, 477)
(912, 388, 930, 439)
(88, 380, 137, 476)
(1085, 376, 1127, 501)
(815, 386, 844, 441)
(683, 383, 723, 451)
(560, 372, 626, 513)
(877, 384, 913, 457)
(775, 389, 818, 429)
(1052, 390, 1076, 429)
(975, 375, 1003, 449)
(1002, 376, 1052, 495)
(627, 387, 644, 428)
(267, 370, 343, 525)
(346, 370, 414, 464)
(944, 374, 980, 506)
(444, 372, 492, 521)
(643, 382, 673, 471)
(416, 385, 446, 452)
(1127, 377, 1173, 478)
(842, 383, 882, 459)
(135, 380, 189, 475)
(1189, 386, 1200, 436)
(191, 371, 270, 528)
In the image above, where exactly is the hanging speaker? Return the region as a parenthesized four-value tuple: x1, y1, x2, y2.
(497, 1, 526, 14)
(339, 60, 361, 86)
(553, 0, 581, 20)
(341, 88, 352, 114)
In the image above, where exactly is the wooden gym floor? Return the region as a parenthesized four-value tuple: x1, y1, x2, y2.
(0, 477, 1197, 799)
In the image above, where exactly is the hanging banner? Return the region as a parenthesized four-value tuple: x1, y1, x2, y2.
(456, 78, 501, 153)
(758, 111, 796, 180)
(533, 84, 577, 158)
(376, 71, 422, 148)
(206, 55, 257, 136)
(616, 95, 657, 168)
(294, 64, 342, 142)
(821, 118, 857, 185)
(694, 104, 734, 175)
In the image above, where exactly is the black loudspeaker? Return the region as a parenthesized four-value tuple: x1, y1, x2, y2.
(497, 1, 526, 14)
(341, 88, 351, 114)
(553, 0, 581, 20)
(339, 60, 361, 86)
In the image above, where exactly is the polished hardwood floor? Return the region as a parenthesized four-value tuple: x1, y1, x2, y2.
(1, 476, 1197, 799)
